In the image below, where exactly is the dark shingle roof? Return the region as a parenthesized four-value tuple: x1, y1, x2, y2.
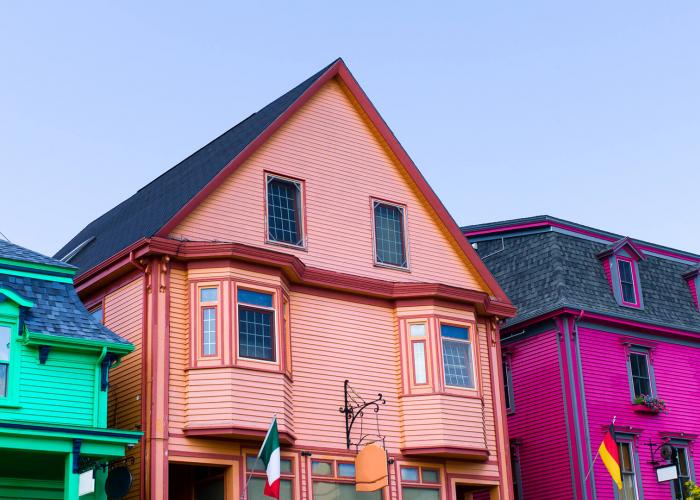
(0, 273, 129, 345)
(472, 230, 700, 333)
(0, 239, 75, 270)
(54, 60, 338, 275)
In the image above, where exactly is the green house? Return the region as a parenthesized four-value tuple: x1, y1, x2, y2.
(0, 240, 141, 499)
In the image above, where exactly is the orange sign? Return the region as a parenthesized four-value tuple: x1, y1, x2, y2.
(355, 443, 388, 492)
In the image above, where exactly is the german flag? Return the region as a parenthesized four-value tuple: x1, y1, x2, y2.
(599, 424, 622, 490)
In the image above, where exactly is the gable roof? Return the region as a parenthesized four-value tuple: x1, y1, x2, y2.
(54, 60, 337, 275)
(55, 58, 511, 305)
(463, 217, 700, 333)
(596, 236, 647, 261)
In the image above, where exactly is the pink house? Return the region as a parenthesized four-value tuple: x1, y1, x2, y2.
(463, 216, 700, 500)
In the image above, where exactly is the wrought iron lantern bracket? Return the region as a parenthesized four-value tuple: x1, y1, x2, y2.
(338, 379, 386, 450)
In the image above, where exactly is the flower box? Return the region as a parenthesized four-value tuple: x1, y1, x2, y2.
(633, 404, 661, 415)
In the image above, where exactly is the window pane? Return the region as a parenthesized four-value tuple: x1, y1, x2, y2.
(249, 477, 292, 500)
(268, 177, 301, 245)
(246, 456, 266, 472)
(311, 461, 333, 476)
(440, 325, 469, 340)
(618, 260, 634, 283)
(90, 306, 103, 323)
(239, 307, 274, 361)
(421, 469, 439, 483)
(374, 202, 406, 267)
(280, 459, 292, 475)
(402, 487, 439, 500)
(337, 463, 355, 478)
(200, 288, 218, 303)
(400, 467, 419, 482)
(238, 289, 274, 308)
(502, 361, 512, 410)
(202, 307, 217, 356)
(442, 340, 474, 388)
(0, 326, 10, 361)
(0, 364, 7, 397)
(312, 482, 381, 500)
(618, 443, 633, 472)
(412, 343, 427, 384)
(409, 324, 426, 337)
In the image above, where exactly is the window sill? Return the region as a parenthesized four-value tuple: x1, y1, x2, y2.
(373, 262, 411, 273)
(401, 389, 482, 401)
(186, 363, 293, 382)
(0, 401, 21, 409)
(266, 239, 308, 253)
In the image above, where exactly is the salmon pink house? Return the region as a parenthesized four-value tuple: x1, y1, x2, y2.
(55, 59, 517, 500)
(463, 216, 700, 500)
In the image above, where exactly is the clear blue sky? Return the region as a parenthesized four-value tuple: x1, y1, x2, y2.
(2, 2, 699, 256)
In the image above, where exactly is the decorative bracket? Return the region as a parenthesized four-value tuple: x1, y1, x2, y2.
(38, 345, 50, 364)
(338, 379, 386, 450)
(72, 439, 82, 474)
(100, 353, 118, 391)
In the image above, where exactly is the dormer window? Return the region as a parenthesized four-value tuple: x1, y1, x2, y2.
(597, 237, 645, 309)
(617, 258, 639, 306)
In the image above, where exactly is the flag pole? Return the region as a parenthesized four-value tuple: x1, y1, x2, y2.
(584, 416, 616, 481)
(240, 414, 279, 500)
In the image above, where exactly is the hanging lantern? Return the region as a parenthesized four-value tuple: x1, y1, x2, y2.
(355, 443, 388, 492)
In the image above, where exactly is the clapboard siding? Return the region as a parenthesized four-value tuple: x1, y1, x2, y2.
(579, 327, 700, 500)
(169, 267, 188, 433)
(290, 290, 401, 450)
(170, 78, 484, 292)
(5, 347, 96, 425)
(506, 331, 573, 500)
(104, 276, 143, 500)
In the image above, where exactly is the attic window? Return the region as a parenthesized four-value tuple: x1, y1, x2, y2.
(617, 258, 639, 306)
(266, 174, 305, 248)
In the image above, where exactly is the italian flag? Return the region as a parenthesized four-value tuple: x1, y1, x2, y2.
(599, 424, 622, 490)
(258, 417, 281, 499)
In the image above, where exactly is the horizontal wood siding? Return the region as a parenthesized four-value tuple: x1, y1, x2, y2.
(290, 290, 400, 451)
(507, 331, 573, 499)
(104, 276, 143, 500)
(579, 327, 700, 500)
(169, 267, 188, 434)
(170, 78, 485, 292)
(4, 347, 96, 425)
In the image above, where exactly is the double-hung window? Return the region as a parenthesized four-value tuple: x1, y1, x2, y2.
(440, 324, 474, 389)
(0, 326, 10, 398)
(372, 200, 408, 269)
(629, 350, 652, 398)
(266, 174, 304, 247)
(238, 289, 275, 362)
(617, 441, 639, 500)
(617, 258, 639, 306)
(200, 288, 218, 357)
(672, 446, 692, 499)
(410, 323, 428, 385)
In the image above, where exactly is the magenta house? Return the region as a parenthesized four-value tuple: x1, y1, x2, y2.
(462, 216, 700, 500)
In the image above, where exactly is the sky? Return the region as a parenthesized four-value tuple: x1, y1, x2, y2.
(1, 1, 699, 256)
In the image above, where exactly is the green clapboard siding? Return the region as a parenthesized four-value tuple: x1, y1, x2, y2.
(0, 345, 97, 426)
(0, 478, 63, 499)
